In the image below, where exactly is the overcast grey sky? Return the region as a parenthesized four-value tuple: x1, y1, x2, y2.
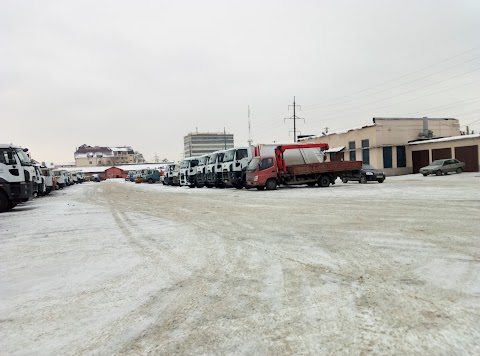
(1, 0, 480, 163)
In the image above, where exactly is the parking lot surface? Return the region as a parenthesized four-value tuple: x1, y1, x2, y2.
(1, 173, 480, 355)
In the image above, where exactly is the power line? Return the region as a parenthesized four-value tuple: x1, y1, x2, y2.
(305, 75, 480, 130)
(404, 96, 480, 117)
(302, 44, 480, 112)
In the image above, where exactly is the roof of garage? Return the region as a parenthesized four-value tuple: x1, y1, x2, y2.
(409, 134, 480, 145)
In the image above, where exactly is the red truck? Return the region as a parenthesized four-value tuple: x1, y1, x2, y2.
(245, 143, 363, 190)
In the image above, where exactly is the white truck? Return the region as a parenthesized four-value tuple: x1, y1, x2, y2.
(206, 150, 225, 188)
(40, 166, 55, 195)
(195, 154, 210, 188)
(32, 163, 46, 196)
(0, 144, 35, 212)
(164, 164, 180, 186)
(71, 172, 78, 184)
(77, 172, 85, 183)
(180, 157, 199, 188)
(53, 169, 67, 189)
(221, 146, 254, 189)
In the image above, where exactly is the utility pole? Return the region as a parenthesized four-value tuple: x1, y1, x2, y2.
(247, 105, 253, 146)
(224, 127, 227, 149)
(284, 96, 305, 142)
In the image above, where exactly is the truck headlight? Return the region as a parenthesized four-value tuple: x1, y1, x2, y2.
(254, 176, 258, 182)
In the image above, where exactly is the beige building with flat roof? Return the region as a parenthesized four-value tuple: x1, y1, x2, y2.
(302, 117, 461, 175)
(74, 145, 137, 166)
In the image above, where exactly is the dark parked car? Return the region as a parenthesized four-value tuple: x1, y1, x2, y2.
(419, 159, 465, 176)
(342, 164, 385, 184)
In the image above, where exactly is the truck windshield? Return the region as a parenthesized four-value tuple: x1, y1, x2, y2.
(247, 158, 260, 172)
(198, 156, 208, 165)
(208, 153, 217, 164)
(190, 159, 199, 168)
(217, 152, 225, 163)
(181, 161, 190, 169)
(223, 150, 235, 162)
(15, 149, 32, 166)
(236, 149, 248, 160)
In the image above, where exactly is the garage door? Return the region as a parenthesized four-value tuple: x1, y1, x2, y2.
(455, 145, 479, 172)
(412, 150, 429, 173)
(432, 148, 452, 160)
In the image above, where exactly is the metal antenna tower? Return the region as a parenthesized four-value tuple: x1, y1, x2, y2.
(284, 96, 304, 142)
(247, 105, 253, 146)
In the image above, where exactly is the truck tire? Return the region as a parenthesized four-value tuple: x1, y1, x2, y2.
(436, 170, 442, 176)
(318, 175, 331, 187)
(0, 191, 8, 213)
(359, 175, 367, 184)
(341, 177, 348, 183)
(265, 179, 277, 190)
(234, 181, 244, 189)
(148, 178, 154, 184)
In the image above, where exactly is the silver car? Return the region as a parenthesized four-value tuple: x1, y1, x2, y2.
(419, 159, 465, 176)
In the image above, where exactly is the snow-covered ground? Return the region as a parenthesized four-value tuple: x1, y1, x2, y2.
(1, 173, 480, 355)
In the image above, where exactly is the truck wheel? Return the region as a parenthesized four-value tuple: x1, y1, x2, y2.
(436, 170, 442, 176)
(0, 191, 8, 213)
(266, 179, 277, 190)
(148, 178, 154, 184)
(318, 175, 331, 187)
(359, 176, 367, 184)
(341, 177, 348, 183)
(456, 168, 463, 174)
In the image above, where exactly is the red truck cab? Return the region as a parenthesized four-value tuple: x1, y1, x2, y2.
(246, 156, 277, 190)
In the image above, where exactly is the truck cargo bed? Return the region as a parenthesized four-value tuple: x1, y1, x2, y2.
(286, 161, 362, 175)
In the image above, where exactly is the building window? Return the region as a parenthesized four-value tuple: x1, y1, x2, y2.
(361, 139, 370, 164)
(383, 146, 392, 168)
(396, 146, 406, 167)
(348, 141, 356, 161)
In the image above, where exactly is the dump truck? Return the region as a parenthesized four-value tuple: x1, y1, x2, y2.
(221, 146, 254, 189)
(0, 144, 35, 212)
(206, 150, 225, 188)
(245, 143, 363, 190)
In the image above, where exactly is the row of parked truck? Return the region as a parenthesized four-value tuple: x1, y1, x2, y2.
(159, 143, 363, 190)
(0, 144, 86, 213)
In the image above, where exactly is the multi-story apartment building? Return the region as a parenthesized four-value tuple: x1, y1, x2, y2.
(184, 132, 234, 157)
(74, 144, 139, 166)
